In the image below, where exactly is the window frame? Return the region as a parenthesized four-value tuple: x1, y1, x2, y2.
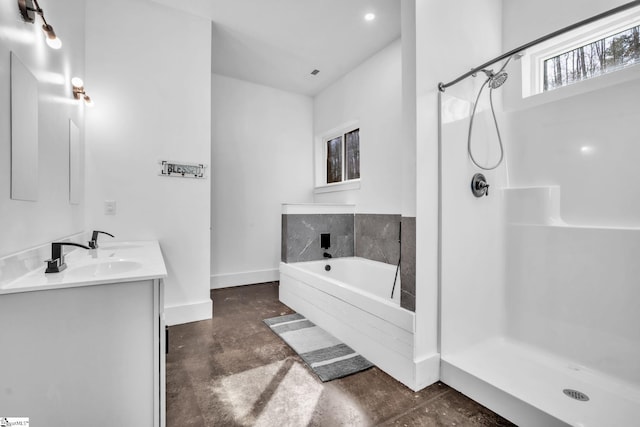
(325, 135, 344, 184)
(521, 6, 640, 98)
(314, 121, 361, 193)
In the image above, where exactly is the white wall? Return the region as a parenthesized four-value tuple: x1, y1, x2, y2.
(313, 39, 403, 215)
(210, 74, 313, 288)
(401, 0, 417, 218)
(415, 0, 503, 366)
(85, 0, 212, 325)
(0, 0, 86, 257)
(502, 0, 631, 50)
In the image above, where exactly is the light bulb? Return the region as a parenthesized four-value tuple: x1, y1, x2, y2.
(42, 24, 62, 49)
(364, 13, 375, 21)
(71, 77, 84, 88)
(46, 36, 62, 49)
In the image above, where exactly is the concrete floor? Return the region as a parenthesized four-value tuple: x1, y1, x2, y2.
(166, 282, 515, 426)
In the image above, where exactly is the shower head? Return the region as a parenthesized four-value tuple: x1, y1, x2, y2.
(477, 54, 514, 89)
(488, 71, 508, 89)
(479, 68, 508, 89)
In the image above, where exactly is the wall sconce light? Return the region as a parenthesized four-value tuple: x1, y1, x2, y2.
(18, 0, 62, 49)
(72, 77, 94, 106)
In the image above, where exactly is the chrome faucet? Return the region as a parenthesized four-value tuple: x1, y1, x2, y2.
(45, 242, 91, 273)
(88, 230, 115, 249)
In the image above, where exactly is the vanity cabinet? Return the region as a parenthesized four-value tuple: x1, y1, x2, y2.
(0, 278, 165, 426)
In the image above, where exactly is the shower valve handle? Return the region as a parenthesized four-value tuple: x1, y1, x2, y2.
(471, 173, 490, 197)
(480, 182, 489, 196)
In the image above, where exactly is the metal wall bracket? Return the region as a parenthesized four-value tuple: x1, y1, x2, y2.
(159, 161, 206, 179)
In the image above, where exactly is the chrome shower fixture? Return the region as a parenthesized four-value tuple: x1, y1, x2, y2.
(480, 65, 509, 89)
(467, 55, 514, 170)
(471, 173, 490, 197)
(488, 71, 508, 89)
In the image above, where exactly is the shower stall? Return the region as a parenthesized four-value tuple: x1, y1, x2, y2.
(437, 2, 640, 426)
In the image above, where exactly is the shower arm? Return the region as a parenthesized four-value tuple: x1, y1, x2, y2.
(438, 0, 640, 92)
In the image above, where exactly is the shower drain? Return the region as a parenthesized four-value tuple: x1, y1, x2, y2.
(563, 389, 590, 401)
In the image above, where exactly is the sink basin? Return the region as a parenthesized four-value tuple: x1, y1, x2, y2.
(66, 260, 143, 278)
(98, 243, 144, 251)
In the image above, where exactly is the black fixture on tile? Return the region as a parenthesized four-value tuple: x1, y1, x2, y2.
(323, 252, 332, 259)
(320, 233, 330, 249)
(45, 242, 91, 273)
(88, 230, 115, 249)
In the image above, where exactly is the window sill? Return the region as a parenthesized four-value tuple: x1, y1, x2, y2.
(314, 180, 361, 194)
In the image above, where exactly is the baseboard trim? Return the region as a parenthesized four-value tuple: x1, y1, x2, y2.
(413, 353, 441, 391)
(165, 299, 212, 326)
(210, 268, 279, 289)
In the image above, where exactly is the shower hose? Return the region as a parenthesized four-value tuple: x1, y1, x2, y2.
(467, 79, 504, 171)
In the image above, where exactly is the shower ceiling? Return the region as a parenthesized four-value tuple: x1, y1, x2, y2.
(151, 0, 401, 96)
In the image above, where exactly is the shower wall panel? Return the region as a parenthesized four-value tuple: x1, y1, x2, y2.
(506, 224, 640, 382)
(503, 77, 640, 381)
(440, 81, 509, 355)
(504, 79, 640, 228)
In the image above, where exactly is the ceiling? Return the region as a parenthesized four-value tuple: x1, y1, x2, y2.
(152, 0, 401, 96)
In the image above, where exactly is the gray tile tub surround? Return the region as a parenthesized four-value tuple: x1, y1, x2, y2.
(282, 214, 354, 263)
(354, 214, 401, 265)
(400, 216, 416, 312)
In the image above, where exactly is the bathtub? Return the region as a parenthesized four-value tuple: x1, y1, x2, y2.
(279, 257, 417, 388)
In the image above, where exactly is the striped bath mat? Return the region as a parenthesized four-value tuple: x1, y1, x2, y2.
(264, 313, 373, 382)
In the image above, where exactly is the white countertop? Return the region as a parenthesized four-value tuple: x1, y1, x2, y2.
(0, 240, 167, 295)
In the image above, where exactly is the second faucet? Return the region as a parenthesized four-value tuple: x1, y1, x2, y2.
(88, 230, 115, 249)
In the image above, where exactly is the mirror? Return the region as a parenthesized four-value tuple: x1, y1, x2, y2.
(10, 52, 38, 201)
(69, 120, 81, 204)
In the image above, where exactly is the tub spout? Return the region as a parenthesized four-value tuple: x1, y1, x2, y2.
(323, 252, 332, 259)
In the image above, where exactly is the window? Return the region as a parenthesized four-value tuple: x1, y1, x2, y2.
(326, 136, 343, 183)
(345, 129, 360, 180)
(521, 6, 640, 98)
(543, 24, 640, 91)
(325, 128, 360, 184)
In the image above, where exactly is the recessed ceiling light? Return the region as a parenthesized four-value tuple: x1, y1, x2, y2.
(364, 13, 375, 21)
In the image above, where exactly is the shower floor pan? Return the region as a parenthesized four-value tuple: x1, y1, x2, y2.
(441, 337, 640, 427)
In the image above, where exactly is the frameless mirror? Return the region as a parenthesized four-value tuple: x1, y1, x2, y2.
(69, 120, 81, 204)
(10, 52, 38, 201)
